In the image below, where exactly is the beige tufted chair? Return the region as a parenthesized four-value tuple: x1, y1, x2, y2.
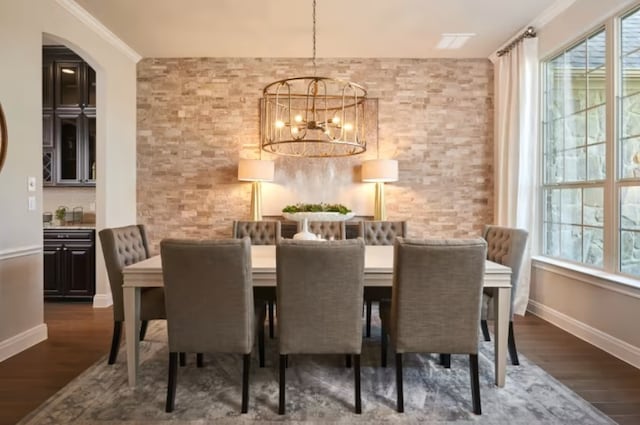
(161, 238, 265, 413)
(276, 239, 365, 414)
(380, 238, 487, 414)
(232, 220, 282, 245)
(233, 220, 281, 339)
(99, 225, 166, 365)
(480, 225, 529, 366)
(303, 221, 346, 240)
(360, 221, 407, 337)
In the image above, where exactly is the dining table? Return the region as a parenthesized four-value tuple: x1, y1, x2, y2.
(122, 245, 512, 388)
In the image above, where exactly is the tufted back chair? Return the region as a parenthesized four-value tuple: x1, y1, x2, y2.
(361, 221, 407, 245)
(483, 225, 528, 317)
(99, 224, 166, 365)
(99, 225, 163, 322)
(232, 220, 281, 245)
(304, 221, 346, 240)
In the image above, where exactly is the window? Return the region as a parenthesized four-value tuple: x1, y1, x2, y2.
(542, 5, 640, 278)
(542, 30, 606, 267)
(619, 8, 640, 275)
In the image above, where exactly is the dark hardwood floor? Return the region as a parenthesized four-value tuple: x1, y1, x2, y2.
(0, 303, 639, 424)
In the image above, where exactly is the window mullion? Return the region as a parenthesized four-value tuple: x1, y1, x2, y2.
(603, 15, 618, 273)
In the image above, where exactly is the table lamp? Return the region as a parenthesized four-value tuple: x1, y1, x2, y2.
(362, 159, 398, 220)
(238, 159, 275, 221)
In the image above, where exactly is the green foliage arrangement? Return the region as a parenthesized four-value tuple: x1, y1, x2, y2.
(282, 203, 352, 215)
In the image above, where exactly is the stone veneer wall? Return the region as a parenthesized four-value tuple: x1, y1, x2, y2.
(137, 58, 494, 250)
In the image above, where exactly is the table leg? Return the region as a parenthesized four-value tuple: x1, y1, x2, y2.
(493, 286, 511, 387)
(123, 286, 141, 387)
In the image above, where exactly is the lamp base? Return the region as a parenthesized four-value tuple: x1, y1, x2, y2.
(373, 182, 386, 221)
(250, 181, 262, 221)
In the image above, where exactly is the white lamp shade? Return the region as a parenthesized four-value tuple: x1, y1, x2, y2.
(362, 159, 398, 182)
(238, 159, 274, 181)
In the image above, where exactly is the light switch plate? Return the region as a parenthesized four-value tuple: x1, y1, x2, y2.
(28, 196, 36, 211)
(28, 176, 36, 192)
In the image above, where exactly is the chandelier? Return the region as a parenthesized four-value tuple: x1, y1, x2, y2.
(261, 0, 368, 158)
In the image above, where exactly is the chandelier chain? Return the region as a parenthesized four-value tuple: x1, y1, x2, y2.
(312, 0, 317, 73)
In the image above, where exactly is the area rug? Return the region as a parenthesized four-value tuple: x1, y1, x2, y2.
(18, 317, 614, 425)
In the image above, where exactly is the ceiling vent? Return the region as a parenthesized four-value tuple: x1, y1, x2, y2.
(436, 33, 476, 49)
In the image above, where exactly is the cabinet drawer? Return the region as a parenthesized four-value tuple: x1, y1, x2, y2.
(44, 229, 94, 241)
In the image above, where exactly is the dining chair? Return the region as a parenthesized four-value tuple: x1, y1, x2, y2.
(276, 238, 365, 414)
(303, 220, 346, 240)
(99, 224, 165, 365)
(360, 220, 407, 337)
(233, 220, 281, 339)
(380, 237, 486, 414)
(480, 225, 529, 366)
(160, 237, 266, 413)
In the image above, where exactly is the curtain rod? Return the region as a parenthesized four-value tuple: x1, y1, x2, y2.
(497, 26, 537, 57)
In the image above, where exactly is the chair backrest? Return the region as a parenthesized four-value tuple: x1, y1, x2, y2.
(232, 220, 281, 245)
(98, 225, 150, 322)
(276, 239, 365, 354)
(160, 238, 254, 354)
(391, 237, 487, 355)
(303, 221, 346, 240)
(483, 225, 528, 309)
(360, 220, 407, 245)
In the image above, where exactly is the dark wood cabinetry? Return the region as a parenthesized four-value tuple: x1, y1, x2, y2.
(44, 229, 95, 301)
(43, 47, 96, 187)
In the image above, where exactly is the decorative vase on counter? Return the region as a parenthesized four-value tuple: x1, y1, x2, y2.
(293, 218, 317, 240)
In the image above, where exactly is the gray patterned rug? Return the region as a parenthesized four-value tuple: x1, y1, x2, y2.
(18, 318, 614, 425)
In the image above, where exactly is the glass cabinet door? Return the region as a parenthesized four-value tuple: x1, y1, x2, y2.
(57, 114, 81, 182)
(55, 62, 82, 108)
(86, 67, 96, 108)
(85, 115, 96, 183)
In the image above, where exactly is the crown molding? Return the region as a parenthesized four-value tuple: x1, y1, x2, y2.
(489, 0, 577, 62)
(55, 0, 142, 63)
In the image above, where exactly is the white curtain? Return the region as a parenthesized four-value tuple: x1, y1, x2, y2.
(493, 37, 539, 316)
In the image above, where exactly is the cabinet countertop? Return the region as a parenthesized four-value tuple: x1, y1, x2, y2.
(45, 226, 95, 230)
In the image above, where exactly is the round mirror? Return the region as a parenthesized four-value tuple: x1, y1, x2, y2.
(0, 102, 7, 173)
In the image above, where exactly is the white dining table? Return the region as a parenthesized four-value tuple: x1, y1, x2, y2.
(122, 245, 512, 388)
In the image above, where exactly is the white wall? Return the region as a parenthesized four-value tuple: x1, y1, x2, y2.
(0, 0, 137, 360)
(531, 0, 640, 369)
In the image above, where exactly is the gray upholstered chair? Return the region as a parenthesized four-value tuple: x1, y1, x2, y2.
(99, 225, 165, 365)
(276, 239, 365, 414)
(360, 220, 407, 337)
(232, 220, 282, 245)
(232, 220, 281, 338)
(480, 225, 529, 366)
(303, 220, 347, 240)
(380, 238, 487, 414)
(160, 237, 266, 413)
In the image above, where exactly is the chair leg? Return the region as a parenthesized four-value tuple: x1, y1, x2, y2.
(268, 301, 275, 339)
(196, 353, 204, 368)
(166, 352, 178, 413)
(365, 300, 372, 337)
(345, 354, 352, 368)
(279, 354, 286, 415)
(381, 320, 387, 367)
(440, 354, 451, 368)
(179, 352, 186, 367)
(108, 321, 122, 365)
(258, 315, 265, 368)
(508, 321, 520, 366)
(480, 319, 491, 342)
(354, 354, 362, 414)
(241, 353, 250, 413)
(139, 320, 149, 341)
(396, 353, 404, 413)
(470, 354, 481, 415)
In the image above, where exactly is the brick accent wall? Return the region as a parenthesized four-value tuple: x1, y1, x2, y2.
(137, 58, 493, 250)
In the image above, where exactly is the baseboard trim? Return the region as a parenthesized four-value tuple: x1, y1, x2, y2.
(0, 324, 48, 362)
(528, 300, 640, 370)
(93, 293, 113, 308)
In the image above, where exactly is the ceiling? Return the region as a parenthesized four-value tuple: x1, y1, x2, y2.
(73, 0, 560, 59)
